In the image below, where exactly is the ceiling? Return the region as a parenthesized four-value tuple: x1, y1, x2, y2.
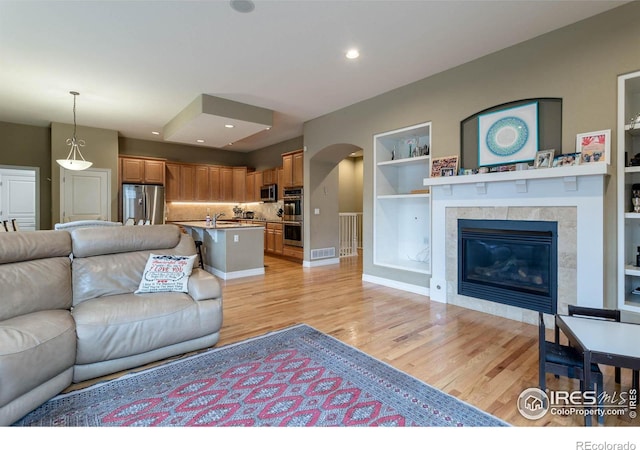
(0, 0, 628, 152)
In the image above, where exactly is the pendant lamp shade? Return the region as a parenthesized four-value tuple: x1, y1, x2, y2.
(56, 91, 92, 171)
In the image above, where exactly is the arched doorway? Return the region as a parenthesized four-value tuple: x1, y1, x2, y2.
(307, 143, 363, 267)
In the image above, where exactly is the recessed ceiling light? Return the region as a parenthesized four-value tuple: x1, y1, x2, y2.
(151, 131, 160, 135)
(225, 124, 235, 128)
(230, 0, 255, 13)
(196, 139, 205, 143)
(346, 49, 360, 60)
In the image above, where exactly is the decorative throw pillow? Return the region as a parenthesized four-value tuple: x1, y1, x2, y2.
(135, 254, 197, 294)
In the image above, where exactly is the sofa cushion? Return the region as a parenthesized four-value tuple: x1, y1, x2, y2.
(0, 310, 76, 408)
(70, 224, 182, 258)
(0, 230, 71, 265)
(71, 231, 197, 305)
(135, 254, 196, 294)
(72, 292, 223, 365)
(0, 257, 73, 322)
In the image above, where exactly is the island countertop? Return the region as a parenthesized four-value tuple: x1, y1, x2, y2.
(171, 221, 265, 230)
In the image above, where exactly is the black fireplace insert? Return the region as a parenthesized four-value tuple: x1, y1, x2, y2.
(458, 219, 557, 314)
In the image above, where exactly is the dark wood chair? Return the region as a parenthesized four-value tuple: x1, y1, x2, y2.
(567, 305, 639, 392)
(538, 311, 605, 424)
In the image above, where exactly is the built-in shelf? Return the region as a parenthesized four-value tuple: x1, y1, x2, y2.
(618, 70, 640, 314)
(374, 122, 432, 278)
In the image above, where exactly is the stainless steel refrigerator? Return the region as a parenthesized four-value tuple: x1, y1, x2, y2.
(122, 184, 165, 225)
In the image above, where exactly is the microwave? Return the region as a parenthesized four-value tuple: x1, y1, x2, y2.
(260, 183, 277, 202)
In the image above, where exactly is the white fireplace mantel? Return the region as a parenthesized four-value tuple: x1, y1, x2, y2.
(423, 163, 611, 321)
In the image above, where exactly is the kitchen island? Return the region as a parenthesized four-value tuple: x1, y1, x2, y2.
(174, 221, 265, 280)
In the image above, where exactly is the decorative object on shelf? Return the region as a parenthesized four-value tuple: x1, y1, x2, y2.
(629, 112, 640, 130)
(636, 246, 640, 267)
(478, 101, 538, 167)
(576, 129, 610, 164)
(56, 91, 92, 171)
(553, 153, 581, 167)
(630, 153, 640, 166)
(534, 149, 555, 168)
(632, 184, 640, 213)
(430, 155, 459, 177)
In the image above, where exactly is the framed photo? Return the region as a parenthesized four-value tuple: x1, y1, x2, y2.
(430, 155, 459, 178)
(577, 130, 610, 164)
(478, 101, 539, 167)
(534, 149, 555, 168)
(553, 152, 581, 167)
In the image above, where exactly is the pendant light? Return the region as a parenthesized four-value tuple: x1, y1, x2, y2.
(56, 91, 92, 171)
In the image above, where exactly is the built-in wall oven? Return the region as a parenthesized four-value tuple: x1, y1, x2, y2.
(283, 221, 303, 247)
(283, 187, 303, 247)
(283, 187, 303, 222)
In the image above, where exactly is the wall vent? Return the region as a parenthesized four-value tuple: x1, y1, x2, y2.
(311, 247, 336, 259)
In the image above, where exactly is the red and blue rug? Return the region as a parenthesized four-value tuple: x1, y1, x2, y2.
(13, 324, 508, 427)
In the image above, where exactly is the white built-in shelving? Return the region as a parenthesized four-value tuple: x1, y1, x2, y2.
(617, 70, 640, 313)
(373, 122, 431, 274)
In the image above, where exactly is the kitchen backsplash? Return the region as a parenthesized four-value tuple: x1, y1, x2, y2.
(166, 201, 284, 222)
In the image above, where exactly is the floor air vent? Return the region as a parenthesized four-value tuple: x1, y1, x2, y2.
(311, 247, 336, 259)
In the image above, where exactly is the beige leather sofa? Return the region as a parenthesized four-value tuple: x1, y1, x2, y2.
(0, 225, 223, 426)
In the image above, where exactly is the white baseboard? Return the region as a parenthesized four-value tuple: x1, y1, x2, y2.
(361, 274, 430, 296)
(303, 257, 340, 268)
(205, 265, 264, 280)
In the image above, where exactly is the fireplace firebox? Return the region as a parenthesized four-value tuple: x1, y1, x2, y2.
(457, 219, 557, 314)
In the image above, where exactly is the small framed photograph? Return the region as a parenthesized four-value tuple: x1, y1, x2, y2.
(576, 130, 610, 164)
(553, 152, 581, 167)
(534, 149, 555, 168)
(430, 155, 459, 178)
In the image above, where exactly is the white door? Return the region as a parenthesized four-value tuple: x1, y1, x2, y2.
(0, 168, 37, 231)
(60, 167, 111, 223)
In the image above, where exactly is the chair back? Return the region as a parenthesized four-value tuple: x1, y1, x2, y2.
(567, 305, 620, 322)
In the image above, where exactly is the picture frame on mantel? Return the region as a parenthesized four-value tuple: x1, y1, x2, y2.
(577, 129, 610, 164)
(430, 155, 459, 177)
(477, 101, 539, 167)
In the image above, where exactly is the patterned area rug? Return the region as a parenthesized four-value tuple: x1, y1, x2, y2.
(14, 324, 509, 427)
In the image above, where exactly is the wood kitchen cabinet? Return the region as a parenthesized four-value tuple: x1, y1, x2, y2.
(220, 167, 234, 202)
(180, 165, 196, 201)
(254, 171, 263, 201)
(282, 150, 303, 187)
(262, 168, 276, 185)
(277, 167, 284, 199)
(233, 167, 247, 203)
(195, 165, 209, 201)
(165, 163, 181, 201)
(120, 157, 165, 185)
(246, 171, 255, 202)
(266, 222, 283, 255)
(209, 166, 221, 201)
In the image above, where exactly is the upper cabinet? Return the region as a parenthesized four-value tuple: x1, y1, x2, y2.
(617, 70, 640, 314)
(282, 149, 303, 187)
(373, 122, 431, 274)
(120, 157, 165, 185)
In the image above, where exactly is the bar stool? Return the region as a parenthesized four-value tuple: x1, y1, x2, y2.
(194, 240, 204, 269)
(11, 219, 19, 232)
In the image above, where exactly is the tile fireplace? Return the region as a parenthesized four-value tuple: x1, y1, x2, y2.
(424, 165, 610, 325)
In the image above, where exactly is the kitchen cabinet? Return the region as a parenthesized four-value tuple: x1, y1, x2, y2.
(180, 165, 196, 201)
(233, 167, 247, 203)
(617, 69, 640, 314)
(254, 171, 263, 202)
(283, 245, 303, 260)
(221, 167, 234, 202)
(246, 171, 255, 202)
(373, 122, 431, 274)
(282, 150, 303, 187)
(266, 222, 283, 255)
(120, 157, 165, 185)
(209, 166, 221, 201)
(165, 163, 181, 201)
(262, 168, 276, 185)
(195, 165, 209, 201)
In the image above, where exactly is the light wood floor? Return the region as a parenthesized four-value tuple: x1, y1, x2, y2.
(68, 253, 639, 427)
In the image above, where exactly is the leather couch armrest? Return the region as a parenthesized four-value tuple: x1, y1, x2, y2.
(187, 268, 222, 301)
